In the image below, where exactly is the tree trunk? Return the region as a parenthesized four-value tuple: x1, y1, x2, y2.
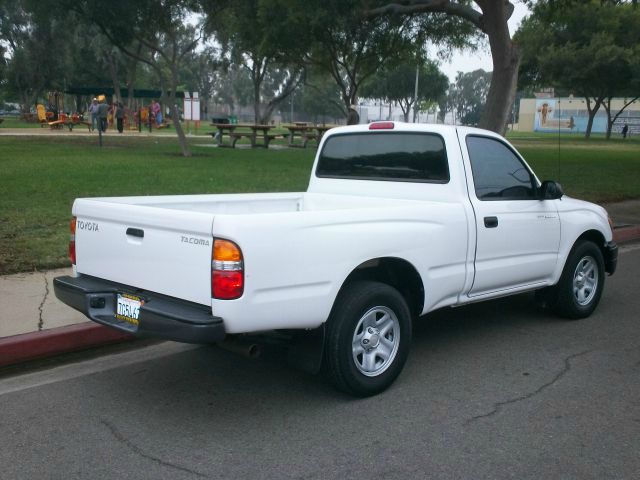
(603, 96, 639, 140)
(253, 82, 261, 124)
(603, 98, 613, 140)
(585, 113, 595, 139)
(260, 69, 304, 125)
(169, 99, 191, 157)
(126, 62, 137, 109)
(400, 100, 410, 122)
(20, 90, 39, 114)
(477, 2, 520, 135)
(125, 44, 142, 109)
(584, 96, 603, 139)
(162, 70, 191, 158)
(105, 52, 122, 103)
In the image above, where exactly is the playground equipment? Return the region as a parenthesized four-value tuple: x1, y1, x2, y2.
(37, 91, 91, 131)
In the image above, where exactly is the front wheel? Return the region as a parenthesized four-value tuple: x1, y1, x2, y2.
(324, 281, 412, 397)
(552, 240, 605, 319)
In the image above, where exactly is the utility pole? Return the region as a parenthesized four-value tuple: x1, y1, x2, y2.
(413, 66, 420, 122)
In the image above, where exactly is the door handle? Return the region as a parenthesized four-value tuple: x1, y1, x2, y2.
(484, 216, 498, 228)
(126, 227, 144, 238)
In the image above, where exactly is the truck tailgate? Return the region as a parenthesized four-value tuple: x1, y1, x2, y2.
(73, 199, 214, 305)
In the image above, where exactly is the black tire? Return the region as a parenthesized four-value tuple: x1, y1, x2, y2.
(324, 281, 412, 397)
(552, 240, 605, 319)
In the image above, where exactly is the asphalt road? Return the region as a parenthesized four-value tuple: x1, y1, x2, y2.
(1, 245, 639, 480)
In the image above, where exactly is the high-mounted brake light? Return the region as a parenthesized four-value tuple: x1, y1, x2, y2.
(369, 121, 394, 130)
(69, 217, 77, 265)
(212, 239, 244, 300)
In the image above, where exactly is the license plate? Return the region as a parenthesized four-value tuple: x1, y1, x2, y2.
(116, 293, 142, 326)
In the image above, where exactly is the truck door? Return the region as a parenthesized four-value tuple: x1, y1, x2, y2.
(462, 134, 560, 296)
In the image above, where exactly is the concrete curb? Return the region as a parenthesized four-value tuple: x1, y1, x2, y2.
(0, 323, 132, 368)
(0, 225, 637, 370)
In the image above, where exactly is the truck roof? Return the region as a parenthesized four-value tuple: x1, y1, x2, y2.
(325, 122, 504, 141)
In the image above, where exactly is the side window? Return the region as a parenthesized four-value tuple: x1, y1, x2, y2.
(466, 136, 537, 201)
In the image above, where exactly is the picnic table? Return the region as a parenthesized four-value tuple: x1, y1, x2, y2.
(209, 122, 237, 146)
(284, 124, 334, 148)
(209, 123, 277, 148)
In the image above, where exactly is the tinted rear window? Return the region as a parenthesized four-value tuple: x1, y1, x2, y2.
(316, 133, 449, 183)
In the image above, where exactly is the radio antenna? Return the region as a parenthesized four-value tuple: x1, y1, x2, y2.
(557, 97, 561, 181)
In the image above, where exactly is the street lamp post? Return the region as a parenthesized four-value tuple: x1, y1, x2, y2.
(413, 65, 419, 123)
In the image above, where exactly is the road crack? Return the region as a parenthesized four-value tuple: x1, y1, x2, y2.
(101, 419, 209, 478)
(37, 272, 49, 331)
(465, 349, 593, 425)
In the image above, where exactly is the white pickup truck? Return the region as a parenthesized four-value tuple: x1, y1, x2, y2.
(54, 122, 618, 396)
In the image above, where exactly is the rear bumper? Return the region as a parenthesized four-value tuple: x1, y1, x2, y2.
(53, 275, 225, 344)
(604, 241, 618, 275)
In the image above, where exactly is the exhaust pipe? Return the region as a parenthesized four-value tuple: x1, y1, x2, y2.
(217, 337, 261, 359)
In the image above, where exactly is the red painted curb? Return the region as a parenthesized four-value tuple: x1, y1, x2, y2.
(613, 225, 640, 244)
(0, 323, 132, 368)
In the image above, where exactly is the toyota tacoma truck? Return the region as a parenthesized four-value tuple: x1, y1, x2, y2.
(54, 122, 618, 396)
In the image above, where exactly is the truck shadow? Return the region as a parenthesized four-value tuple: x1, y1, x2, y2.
(97, 292, 554, 413)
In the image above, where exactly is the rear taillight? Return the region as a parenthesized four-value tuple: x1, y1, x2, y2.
(69, 217, 76, 265)
(212, 239, 244, 300)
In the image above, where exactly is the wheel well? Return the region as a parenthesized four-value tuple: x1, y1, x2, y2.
(341, 258, 424, 317)
(575, 229, 606, 255)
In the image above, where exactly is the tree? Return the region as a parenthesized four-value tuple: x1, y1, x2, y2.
(205, 0, 304, 124)
(437, 83, 456, 123)
(297, 69, 345, 123)
(264, 0, 433, 120)
(367, 0, 520, 135)
(449, 69, 492, 126)
(210, 63, 253, 115)
(179, 46, 221, 119)
(361, 60, 448, 122)
(0, 0, 71, 112)
(517, 0, 640, 138)
(66, 0, 205, 157)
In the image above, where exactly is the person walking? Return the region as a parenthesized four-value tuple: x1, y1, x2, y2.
(622, 123, 629, 139)
(115, 102, 125, 133)
(151, 99, 162, 127)
(96, 96, 109, 132)
(89, 98, 99, 132)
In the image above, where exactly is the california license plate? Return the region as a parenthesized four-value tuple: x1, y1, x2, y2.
(116, 293, 142, 326)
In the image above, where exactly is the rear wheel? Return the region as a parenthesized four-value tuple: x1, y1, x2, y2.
(552, 240, 605, 319)
(325, 281, 412, 397)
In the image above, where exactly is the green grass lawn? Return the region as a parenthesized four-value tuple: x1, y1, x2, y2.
(0, 136, 315, 274)
(0, 132, 638, 274)
(509, 134, 640, 201)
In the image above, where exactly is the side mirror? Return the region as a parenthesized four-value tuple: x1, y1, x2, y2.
(539, 180, 564, 200)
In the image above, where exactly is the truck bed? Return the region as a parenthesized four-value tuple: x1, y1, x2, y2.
(72, 192, 429, 307)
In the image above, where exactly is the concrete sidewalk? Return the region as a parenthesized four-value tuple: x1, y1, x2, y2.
(0, 268, 86, 337)
(0, 267, 131, 367)
(0, 200, 638, 368)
